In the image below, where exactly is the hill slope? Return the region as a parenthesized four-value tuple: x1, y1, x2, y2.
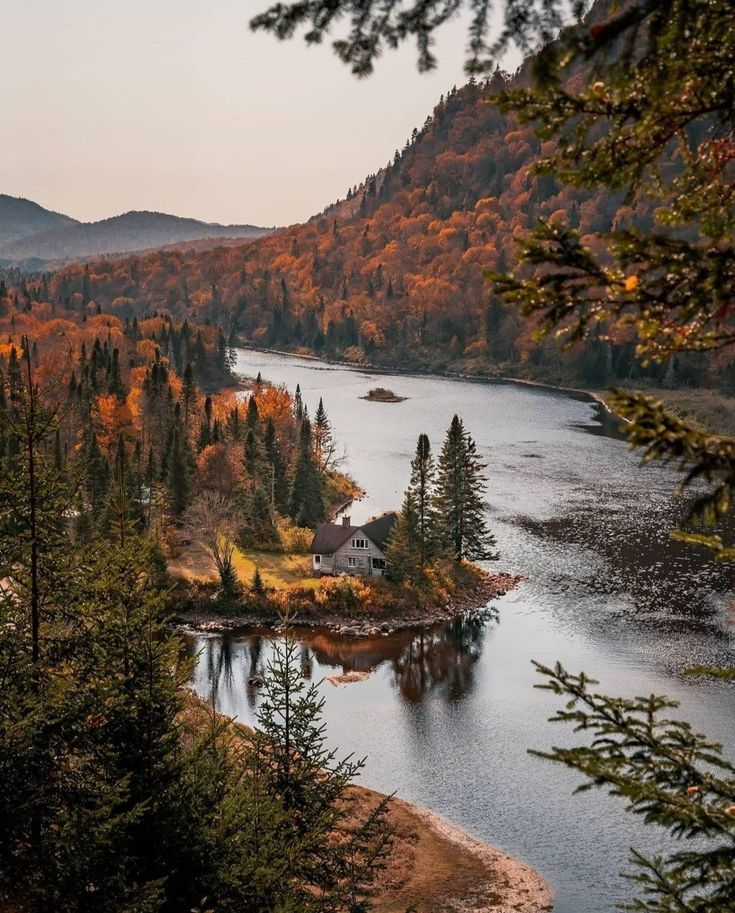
(0, 194, 79, 247)
(1, 208, 274, 264)
(49, 73, 718, 393)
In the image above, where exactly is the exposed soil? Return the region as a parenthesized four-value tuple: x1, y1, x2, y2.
(362, 789, 552, 913)
(177, 697, 551, 913)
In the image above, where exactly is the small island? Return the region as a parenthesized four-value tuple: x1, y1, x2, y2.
(360, 386, 408, 402)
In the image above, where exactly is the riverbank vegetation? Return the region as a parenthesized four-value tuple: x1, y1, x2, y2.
(0, 354, 399, 910)
(178, 414, 511, 634)
(0, 284, 358, 597)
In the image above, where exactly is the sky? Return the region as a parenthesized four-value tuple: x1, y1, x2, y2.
(2, 0, 514, 228)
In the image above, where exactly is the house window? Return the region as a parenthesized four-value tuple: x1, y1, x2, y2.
(347, 557, 357, 568)
(314, 555, 321, 565)
(372, 558, 386, 570)
(351, 538, 369, 549)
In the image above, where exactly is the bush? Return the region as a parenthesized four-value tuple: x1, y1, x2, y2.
(276, 517, 314, 554)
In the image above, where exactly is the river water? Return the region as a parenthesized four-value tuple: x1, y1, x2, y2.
(187, 348, 735, 913)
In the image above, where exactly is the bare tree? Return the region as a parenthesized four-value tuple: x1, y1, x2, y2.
(186, 492, 240, 596)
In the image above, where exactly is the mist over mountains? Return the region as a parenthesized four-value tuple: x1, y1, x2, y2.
(0, 195, 274, 267)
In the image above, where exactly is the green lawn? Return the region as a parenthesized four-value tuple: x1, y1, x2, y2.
(232, 548, 320, 590)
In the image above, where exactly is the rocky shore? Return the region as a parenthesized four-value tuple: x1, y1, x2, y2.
(174, 571, 521, 638)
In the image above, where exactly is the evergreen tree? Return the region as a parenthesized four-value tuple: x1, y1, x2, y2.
(313, 396, 336, 472)
(164, 416, 194, 518)
(249, 635, 391, 911)
(246, 393, 259, 430)
(385, 489, 421, 583)
(533, 662, 735, 913)
(408, 432, 435, 565)
(263, 416, 288, 511)
(181, 362, 197, 426)
(288, 417, 325, 528)
(432, 415, 497, 562)
(293, 383, 305, 421)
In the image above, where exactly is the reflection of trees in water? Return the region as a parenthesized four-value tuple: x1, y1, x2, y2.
(192, 633, 270, 711)
(185, 612, 495, 712)
(300, 646, 314, 680)
(389, 612, 494, 703)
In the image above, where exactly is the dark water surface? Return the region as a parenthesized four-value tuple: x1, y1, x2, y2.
(187, 349, 735, 913)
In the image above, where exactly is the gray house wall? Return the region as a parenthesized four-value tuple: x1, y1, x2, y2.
(312, 528, 387, 577)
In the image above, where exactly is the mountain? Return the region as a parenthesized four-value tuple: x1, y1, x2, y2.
(0, 205, 274, 265)
(0, 194, 79, 248)
(48, 72, 706, 393)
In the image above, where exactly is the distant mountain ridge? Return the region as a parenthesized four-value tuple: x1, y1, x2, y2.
(0, 194, 79, 247)
(0, 195, 274, 266)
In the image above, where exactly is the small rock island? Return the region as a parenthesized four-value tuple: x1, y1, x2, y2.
(360, 386, 408, 402)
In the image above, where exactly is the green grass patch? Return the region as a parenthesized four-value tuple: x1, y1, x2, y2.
(232, 548, 320, 591)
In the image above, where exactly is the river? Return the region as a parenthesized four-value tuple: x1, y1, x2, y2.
(186, 348, 735, 913)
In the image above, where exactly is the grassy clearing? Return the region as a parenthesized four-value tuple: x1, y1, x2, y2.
(232, 548, 320, 590)
(170, 543, 319, 591)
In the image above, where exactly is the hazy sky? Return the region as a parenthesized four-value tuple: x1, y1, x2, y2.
(3, 0, 515, 227)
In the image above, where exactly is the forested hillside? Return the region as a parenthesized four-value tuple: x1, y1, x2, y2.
(0, 277, 350, 564)
(49, 73, 726, 394)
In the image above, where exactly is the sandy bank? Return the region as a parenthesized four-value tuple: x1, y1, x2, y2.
(358, 788, 552, 913)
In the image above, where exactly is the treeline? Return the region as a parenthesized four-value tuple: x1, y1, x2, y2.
(0, 284, 352, 580)
(43, 77, 733, 393)
(0, 351, 389, 910)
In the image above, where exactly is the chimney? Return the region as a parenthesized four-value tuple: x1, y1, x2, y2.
(341, 515, 351, 527)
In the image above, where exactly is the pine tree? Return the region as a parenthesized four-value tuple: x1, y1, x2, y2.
(263, 417, 288, 511)
(164, 415, 194, 518)
(385, 489, 421, 583)
(288, 418, 325, 528)
(533, 662, 735, 913)
(433, 415, 497, 562)
(246, 394, 259, 430)
(313, 396, 335, 472)
(181, 362, 197, 426)
(249, 635, 391, 910)
(408, 433, 435, 565)
(293, 383, 305, 421)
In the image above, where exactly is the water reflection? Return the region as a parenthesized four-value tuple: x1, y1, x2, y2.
(388, 612, 494, 702)
(185, 609, 498, 714)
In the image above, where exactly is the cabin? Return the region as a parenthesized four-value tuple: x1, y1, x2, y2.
(309, 513, 398, 577)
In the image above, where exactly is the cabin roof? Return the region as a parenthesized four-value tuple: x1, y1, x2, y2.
(361, 511, 399, 551)
(309, 512, 398, 554)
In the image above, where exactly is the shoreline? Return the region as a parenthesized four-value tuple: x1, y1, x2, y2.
(235, 341, 612, 415)
(380, 794, 553, 913)
(237, 343, 735, 433)
(173, 570, 520, 638)
(179, 696, 552, 913)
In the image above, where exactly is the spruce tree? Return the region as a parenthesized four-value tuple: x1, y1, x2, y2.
(313, 396, 335, 472)
(263, 416, 288, 511)
(249, 635, 391, 911)
(246, 393, 259, 430)
(433, 415, 497, 562)
(164, 413, 194, 518)
(288, 417, 325, 528)
(408, 432, 435, 565)
(385, 489, 421, 583)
